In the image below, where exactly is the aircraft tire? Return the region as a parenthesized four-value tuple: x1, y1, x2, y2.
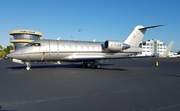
(82, 61, 91, 68)
(87, 63, 91, 67)
(26, 67, 31, 71)
(95, 64, 101, 69)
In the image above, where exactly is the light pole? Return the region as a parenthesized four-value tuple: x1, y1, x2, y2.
(78, 29, 83, 41)
(71, 36, 73, 40)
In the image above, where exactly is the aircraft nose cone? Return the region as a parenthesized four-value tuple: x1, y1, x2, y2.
(7, 49, 24, 59)
(7, 53, 13, 58)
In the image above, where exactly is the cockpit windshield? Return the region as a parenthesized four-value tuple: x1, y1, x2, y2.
(25, 43, 41, 47)
(31, 43, 41, 46)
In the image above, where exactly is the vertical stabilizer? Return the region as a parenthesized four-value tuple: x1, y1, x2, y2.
(162, 41, 174, 57)
(123, 25, 164, 47)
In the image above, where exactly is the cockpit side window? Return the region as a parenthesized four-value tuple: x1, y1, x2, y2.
(31, 43, 41, 46)
(25, 43, 32, 47)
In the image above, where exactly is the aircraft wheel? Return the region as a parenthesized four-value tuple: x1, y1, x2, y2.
(26, 67, 31, 71)
(95, 64, 101, 69)
(87, 63, 91, 67)
(25, 62, 31, 70)
(94, 60, 101, 69)
(82, 61, 91, 68)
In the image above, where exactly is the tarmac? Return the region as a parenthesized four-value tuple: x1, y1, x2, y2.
(0, 58, 180, 111)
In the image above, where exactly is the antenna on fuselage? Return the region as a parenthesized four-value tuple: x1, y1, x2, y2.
(93, 39, 96, 42)
(57, 37, 60, 40)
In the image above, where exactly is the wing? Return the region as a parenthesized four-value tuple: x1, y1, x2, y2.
(68, 55, 151, 61)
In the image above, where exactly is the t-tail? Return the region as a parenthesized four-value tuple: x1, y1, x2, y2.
(123, 25, 164, 47)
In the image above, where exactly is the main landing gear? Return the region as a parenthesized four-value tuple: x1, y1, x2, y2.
(82, 61, 101, 69)
(25, 62, 31, 71)
(94, 61, 101, 69)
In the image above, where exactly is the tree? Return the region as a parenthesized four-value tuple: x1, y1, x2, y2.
(4, 45, 14, 53)
(0, 45, 14, 58)
(0, 51, 7, 58)
(0, 45, 3, 51)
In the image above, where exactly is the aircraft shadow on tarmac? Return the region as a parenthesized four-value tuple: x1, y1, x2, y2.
(7, 64, 129, 71)
(163, 74, 180, 78)
(0, 106, 15, 111)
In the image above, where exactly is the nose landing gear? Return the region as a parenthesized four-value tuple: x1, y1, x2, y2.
(25, 62, 31, 71)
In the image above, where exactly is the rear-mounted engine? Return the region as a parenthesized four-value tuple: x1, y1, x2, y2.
(104, 40, 130, 52)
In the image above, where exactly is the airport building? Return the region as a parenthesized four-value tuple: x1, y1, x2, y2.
(138, 39, 167, 56)
(10, 30, 42, 50)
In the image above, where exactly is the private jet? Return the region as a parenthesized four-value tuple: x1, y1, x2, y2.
(7, 25, 164, 70)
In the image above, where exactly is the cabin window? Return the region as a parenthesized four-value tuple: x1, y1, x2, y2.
(80, 46, 83, 49)
(74, 45, 77, 49)
(92, 46, 94, 49)
(95, 46, 99, 50)
(68, 45, 71, 49)
(31, 43, 41, 46)
(86, 46, 89, 49)
(62, 45, 65, 49)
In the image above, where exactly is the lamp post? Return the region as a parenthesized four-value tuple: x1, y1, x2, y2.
(71, 36, 73, 40)
(78, 29, 83, 41)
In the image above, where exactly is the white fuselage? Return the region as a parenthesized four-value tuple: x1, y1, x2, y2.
(8, 39, 141, 62)
(7, 25, 163, 70)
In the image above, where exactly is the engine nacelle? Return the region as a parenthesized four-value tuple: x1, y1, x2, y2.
(104, 40, 130, 52)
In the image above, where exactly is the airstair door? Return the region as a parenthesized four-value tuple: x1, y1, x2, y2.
(49, 40, 59, 60)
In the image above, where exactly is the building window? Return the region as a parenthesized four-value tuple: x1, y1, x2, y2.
(13, 34, 39, 40)
(14, 43, 26, 49)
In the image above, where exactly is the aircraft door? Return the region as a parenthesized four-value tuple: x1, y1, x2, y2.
(39, 40, 50, 60)
(49, 40, 59, 60)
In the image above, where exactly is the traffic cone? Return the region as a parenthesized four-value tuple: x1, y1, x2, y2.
(156, 61, 159, 66)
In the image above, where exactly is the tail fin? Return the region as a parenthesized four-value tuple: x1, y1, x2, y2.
(162, 41, 174, 57)
(123, 25, 164, 47)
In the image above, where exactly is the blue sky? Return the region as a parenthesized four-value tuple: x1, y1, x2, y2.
(0, 0, 180, 51)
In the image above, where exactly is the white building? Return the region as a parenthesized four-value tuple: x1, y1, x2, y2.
(138, 39, 167, 56)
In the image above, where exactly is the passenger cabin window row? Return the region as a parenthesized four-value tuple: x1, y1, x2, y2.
(25, 43, 99, 50)
(61, 45, 99, 50)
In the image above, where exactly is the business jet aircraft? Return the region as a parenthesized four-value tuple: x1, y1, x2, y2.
(7, 25, 163, 70)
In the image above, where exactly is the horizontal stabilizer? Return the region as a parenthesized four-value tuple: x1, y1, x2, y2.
(139, 24, 165, 30)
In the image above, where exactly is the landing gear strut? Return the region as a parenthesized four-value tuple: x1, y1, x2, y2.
(25, 62, 31, 71)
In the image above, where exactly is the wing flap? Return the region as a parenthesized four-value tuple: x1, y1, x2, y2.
(71, 55, 151, 61)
